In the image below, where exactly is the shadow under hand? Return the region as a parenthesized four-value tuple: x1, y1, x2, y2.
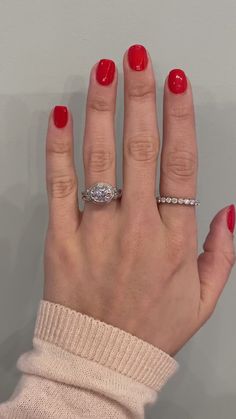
(0, 318, 35, 402)
(0, 185, 47, 402)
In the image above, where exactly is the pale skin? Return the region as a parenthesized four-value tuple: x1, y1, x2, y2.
(44, 46, 235, 357)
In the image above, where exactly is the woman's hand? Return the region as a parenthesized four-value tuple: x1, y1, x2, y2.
(44, 45, 235, 356)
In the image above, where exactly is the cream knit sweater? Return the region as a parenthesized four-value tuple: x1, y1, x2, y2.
(0, 300, 178, 418)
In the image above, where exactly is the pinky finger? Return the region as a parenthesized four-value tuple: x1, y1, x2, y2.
(198, 205, 236, 321)
(46, 106, 81, 234)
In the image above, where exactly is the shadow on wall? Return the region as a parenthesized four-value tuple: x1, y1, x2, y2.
(146, 395, 236, 419)
(144, 289, 236, 419)
(145, 336, 236, 419)
(0, 318, 35, 402)
(0, 185, 47, 402)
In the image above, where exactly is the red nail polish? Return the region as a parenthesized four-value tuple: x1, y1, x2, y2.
(53, 106, 68, 128)
(168, 69, 187, 94)
(128, 44, 148, 71)
(227, 204, 235, 233)
(96, 59, 115, 86)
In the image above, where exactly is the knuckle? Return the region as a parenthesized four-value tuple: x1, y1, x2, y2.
(88, 95, 113, 113)
(168, 105, 192, 121)
(222, 250, 236, 268)
(48, 175, 77, 198)
(202, 302, 217, 323)
(164, 149, 196, 181)
(126, 135, 159, 162)
(86, 146, 114, 173)
(127, 80, 156, 102)
(47, 138, 71, 155)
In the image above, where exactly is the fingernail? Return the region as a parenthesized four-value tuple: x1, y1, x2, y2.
(227, 204, 235, 233)
(53, 106, 68, 128)
(96, 59, 115, 85)
(128, 44, 148, 71)
(168, 69, 187, 94)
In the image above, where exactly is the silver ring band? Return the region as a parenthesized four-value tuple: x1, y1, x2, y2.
(82, 182, 122, 204)
(157, 196, 200, 206)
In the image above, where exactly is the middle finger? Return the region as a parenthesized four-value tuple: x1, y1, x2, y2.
(122, 45, 160, 210)
(83, 59, 117, 205)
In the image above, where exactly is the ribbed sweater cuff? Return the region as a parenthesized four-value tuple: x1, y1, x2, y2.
(34, 300, 178, 392)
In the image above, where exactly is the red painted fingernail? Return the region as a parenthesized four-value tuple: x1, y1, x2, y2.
(53, 106, 68, 128)
(227, 204, 235, 233)
(96, 59, 115, 86)
(128, 44, 148, 71)
(168, 69, 187, 94)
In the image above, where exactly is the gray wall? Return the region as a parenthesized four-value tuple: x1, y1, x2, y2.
(0, 1, 236, 417)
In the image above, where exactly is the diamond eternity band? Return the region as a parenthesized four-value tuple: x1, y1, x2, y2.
(157, 196, 200, 206)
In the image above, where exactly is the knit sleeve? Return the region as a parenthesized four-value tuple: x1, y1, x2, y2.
(0, 300, 178, 418)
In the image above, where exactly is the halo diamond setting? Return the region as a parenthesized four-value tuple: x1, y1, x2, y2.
(82, 183, 122, 204)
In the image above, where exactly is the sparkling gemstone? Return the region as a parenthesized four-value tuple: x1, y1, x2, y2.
(161, 197, 166, 203)
(184, 199, 190, 205)
(172, 198, 178, 204)
(190, 200, 195, 206)
(166, 197, 172, 203)
(178, 198, 184, 204)
(90, 183, 114, 203)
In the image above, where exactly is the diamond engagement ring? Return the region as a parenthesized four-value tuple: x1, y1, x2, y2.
(157, 196, 200, 206)
(82, 182, 122, 204)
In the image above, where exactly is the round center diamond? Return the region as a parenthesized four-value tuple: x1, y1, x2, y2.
(90, 183, 114, 203)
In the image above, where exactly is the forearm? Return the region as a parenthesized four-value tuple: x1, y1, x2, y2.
(0, 300, 178, 418)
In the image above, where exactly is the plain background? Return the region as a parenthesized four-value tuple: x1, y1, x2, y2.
(0, 0, 236, 417)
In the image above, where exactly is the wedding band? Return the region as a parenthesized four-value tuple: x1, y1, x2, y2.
(157, 196, 200, 206)
(82, 182, 122, 204)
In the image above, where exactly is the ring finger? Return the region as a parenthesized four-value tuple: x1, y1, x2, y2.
(159, 69, 198, 231)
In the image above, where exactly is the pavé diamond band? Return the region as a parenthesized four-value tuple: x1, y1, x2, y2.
(82, 182, 122, 204)
(157, 196, 200, 206)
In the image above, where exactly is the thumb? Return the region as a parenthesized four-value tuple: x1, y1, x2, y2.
(198, 204, 236, 322)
